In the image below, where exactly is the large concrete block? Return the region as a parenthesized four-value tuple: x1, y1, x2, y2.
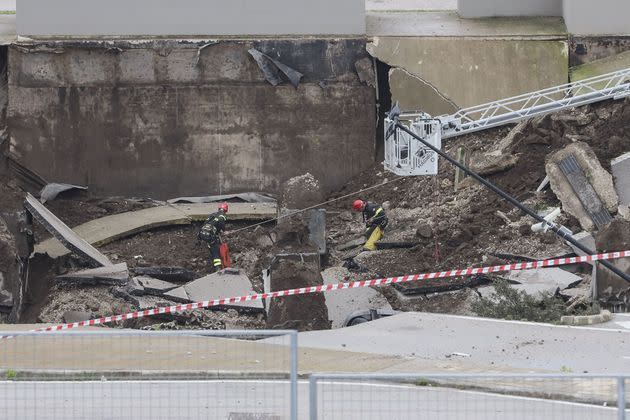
(546, 142, 618, 231)
(321, 267, 391, 329)
(388, 67, 458, 116)
(367, 37, 568, 110)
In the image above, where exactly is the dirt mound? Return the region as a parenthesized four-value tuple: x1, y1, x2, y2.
(280, 173, 324, 209)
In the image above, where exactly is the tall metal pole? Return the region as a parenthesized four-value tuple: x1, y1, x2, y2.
(394, 122, 630, 284)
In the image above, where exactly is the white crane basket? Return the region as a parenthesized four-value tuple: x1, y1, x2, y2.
(383, 116, 441, 176)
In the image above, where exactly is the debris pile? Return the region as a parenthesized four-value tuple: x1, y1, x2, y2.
(0, 97, 629, 329)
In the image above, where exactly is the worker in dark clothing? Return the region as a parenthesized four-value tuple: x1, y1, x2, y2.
(352, 199, 388, 251)
(197, 202, 229, 272)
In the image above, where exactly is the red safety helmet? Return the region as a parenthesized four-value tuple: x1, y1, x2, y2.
(352, 199, 365, 212)
(218, 202, 229, 213)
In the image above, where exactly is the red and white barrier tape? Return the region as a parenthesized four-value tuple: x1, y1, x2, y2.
(3, 250, 629, 339)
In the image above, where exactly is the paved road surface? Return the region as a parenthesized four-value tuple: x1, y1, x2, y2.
(0, 379, 622, 420)
(285, 312, 630, 373)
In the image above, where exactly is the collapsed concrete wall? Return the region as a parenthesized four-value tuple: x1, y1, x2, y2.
(8, 39, 376, 199)
(368, 37, 568, 115)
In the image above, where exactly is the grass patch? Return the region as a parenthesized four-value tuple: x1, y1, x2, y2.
(471, 278, 599, 323)
(0, 11, 16, 15)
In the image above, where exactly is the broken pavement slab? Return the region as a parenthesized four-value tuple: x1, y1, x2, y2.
(135, 276, 178, 296)
(55, 263, 129, 286)
(163, 269, 264, 312)
(321, 267, 391, 329)
(34, 202, 276, 260)
(546, 142, 618, 231)
(481, 268, 582, 298)
(25, 193, 113, 267)
(184, 269, 263, 312)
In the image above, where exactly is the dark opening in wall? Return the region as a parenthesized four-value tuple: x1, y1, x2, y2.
(374, 58, 391, 163)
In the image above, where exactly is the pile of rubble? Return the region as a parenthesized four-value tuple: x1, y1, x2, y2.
(1, 98, 629, 330)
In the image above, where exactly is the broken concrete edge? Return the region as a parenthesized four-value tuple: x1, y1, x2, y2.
(560, 310, 612, 326)
(33, 202, 277, 259)
(25, 193, 113, 267)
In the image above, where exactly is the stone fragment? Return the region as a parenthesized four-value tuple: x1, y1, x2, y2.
(354, 57, 375, 88)
(470, 153, 519, 176)
(135, 276, 178, 296)
(546, 142, 618, 231)
(415, 222, 432, 239)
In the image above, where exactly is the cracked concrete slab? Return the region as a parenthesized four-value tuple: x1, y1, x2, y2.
(388, 67, 458, 115)
(368, 37, 568, 111)
(546, 142, 618, 232)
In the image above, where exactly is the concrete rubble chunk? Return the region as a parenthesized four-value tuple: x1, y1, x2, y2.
(354, 57, 375, 88)
(184, 269, 263, 312)
(321, 267, 392, 329)
(612, 152, 630, 207)
(162, 286, 191, 304)
(124, 277, 145, 296)
(135, 276, 178, 296)
(55, 262, 129, 285)
(546, 142, 618, 231)
(25, 193, 113, 267)
(507, 268, 581, 297)
(470, 153, 519, 176)
(133, 266, 196, 283)
(557, 154, 612, 229)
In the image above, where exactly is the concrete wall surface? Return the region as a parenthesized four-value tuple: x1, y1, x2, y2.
(563, 0, 630, 35)
(17, 0, 365, 37)
(368, 37, 568, 113)
(457, 0, 562, 18)
(8, 39, 376, 199)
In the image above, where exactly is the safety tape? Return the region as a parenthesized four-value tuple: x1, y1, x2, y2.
(2, 250, 629, 339)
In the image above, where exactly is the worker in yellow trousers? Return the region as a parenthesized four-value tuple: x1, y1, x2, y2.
(352, 200, 388, 251)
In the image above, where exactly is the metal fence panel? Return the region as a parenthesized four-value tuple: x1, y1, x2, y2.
(0, 329, 297, 420)
(309, 374, 629, 420)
